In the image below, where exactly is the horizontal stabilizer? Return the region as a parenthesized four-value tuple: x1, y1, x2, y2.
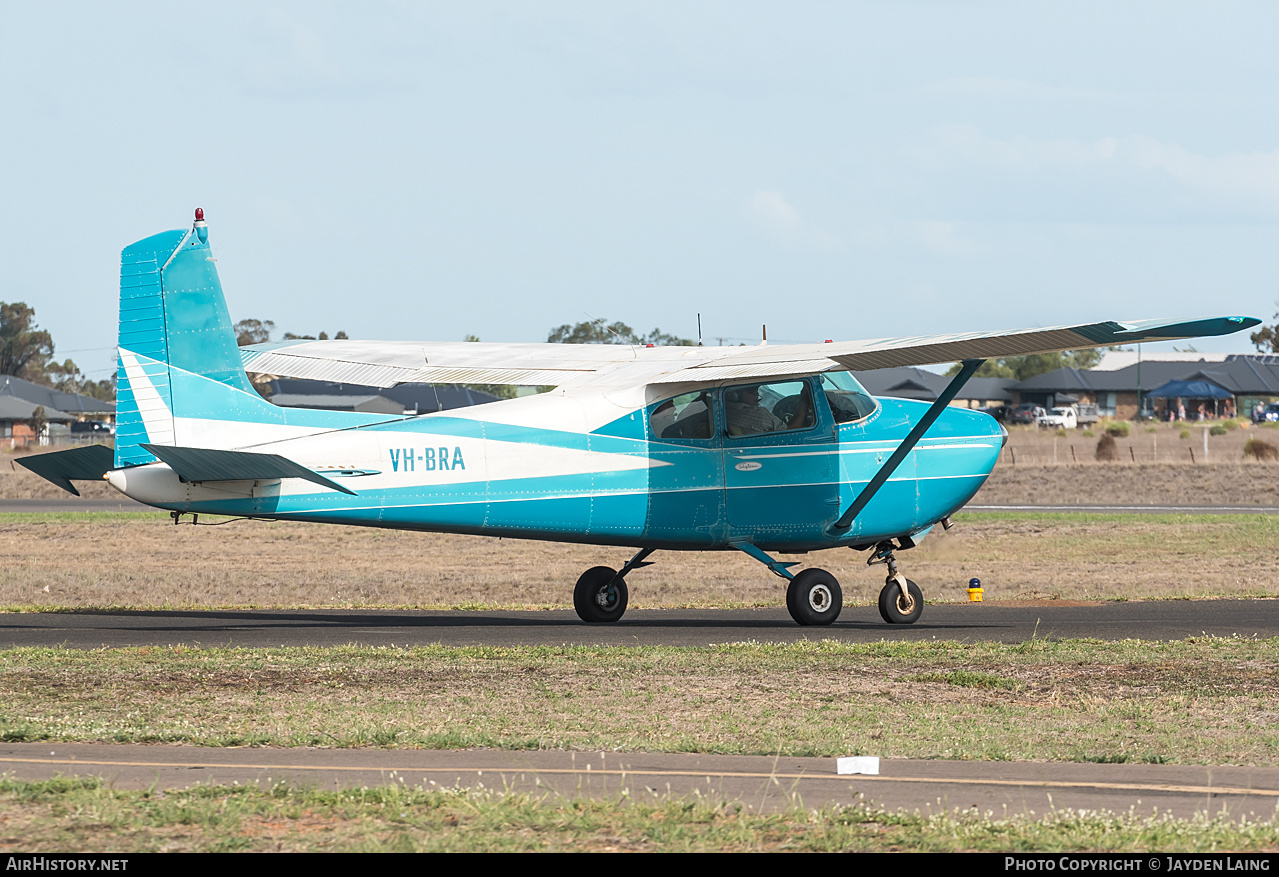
(13, 444, 115, 497)
(140, 444, 356, 496)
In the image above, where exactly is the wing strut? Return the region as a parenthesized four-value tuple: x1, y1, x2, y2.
(829, 359, 986, 533)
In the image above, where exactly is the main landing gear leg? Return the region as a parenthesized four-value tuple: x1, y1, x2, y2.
(732, 543, 843, 627)
(573, 548, 655, 624)
(867, 540, 924, 625)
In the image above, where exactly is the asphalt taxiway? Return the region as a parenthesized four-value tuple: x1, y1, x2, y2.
(0, 600, 1275, 649)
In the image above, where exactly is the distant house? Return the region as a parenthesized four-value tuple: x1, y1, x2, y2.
(0, 375, 115, 446)
(854, 367, 1017, 409)
(1011, 355, 1279, 420)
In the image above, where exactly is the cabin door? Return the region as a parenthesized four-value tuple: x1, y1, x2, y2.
(721, 378, 839, 545)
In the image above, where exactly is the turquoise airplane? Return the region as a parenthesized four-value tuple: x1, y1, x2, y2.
(20, 211, 1260, 626)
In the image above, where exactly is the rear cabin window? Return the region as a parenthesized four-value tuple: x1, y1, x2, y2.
(650, 391, 715, 440)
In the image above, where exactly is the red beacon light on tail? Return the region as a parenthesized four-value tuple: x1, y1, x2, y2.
(193, 207, 208, 243)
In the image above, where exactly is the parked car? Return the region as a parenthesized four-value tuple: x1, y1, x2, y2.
(1036, 407, 1078, 429)
(70, 420, 114, 436)
(1257, 402, 1279, 424)
(1009, 403, 1046, 425)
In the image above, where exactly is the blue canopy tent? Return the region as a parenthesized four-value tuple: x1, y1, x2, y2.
(1146, 379, 1234, 420)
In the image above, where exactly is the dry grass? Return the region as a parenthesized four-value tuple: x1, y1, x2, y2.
(1000, 420, 1279, 467)
(975, 462, 1278, 507)
(1, 511, 1277, 610)
(5, 776, 1276, 852)
(1245, 438, 1279, 461)
(2, 639, 1278, 765)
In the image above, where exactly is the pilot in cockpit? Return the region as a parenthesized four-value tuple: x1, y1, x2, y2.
(726, 385, 785, 436)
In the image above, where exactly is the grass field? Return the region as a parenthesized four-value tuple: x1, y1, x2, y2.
(2, 638, 1277, 764)
(3, 638, 1279, 851)
(4, 507, 1278, 850)
(2, 510, 1276, 610)
(5, 776, 1277, 852)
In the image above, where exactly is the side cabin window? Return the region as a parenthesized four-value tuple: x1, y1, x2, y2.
(818, 371, 878, 424)
(724, 380, 815, 437)
(651, 390, 715, 440)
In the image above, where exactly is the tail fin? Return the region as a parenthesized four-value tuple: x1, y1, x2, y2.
(114, 212, 279, 467)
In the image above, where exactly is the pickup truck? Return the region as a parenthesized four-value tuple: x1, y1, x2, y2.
(1036, 407, 1078, 429)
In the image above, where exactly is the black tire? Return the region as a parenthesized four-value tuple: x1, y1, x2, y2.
(879, 578, 923, 624)
(786, 568, 842, 626)
(573, 566, 628, 623)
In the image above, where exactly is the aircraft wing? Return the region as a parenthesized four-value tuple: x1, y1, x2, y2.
(649, 316, 1262, 383)
(240, 316, 1259, 389)
(240, 339, 655, 388)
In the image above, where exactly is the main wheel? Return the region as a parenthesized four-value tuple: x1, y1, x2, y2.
(786, 568, 843, 626)
(573, 566, 628, 623)
(878, 577, 923, 624)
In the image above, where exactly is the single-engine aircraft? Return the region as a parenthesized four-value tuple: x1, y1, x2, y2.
(20, 212, 1260, 626)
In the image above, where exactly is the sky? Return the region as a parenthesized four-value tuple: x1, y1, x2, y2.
(2, 1, 1278, 381)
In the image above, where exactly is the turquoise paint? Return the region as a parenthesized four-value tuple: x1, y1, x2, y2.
(113, 225, 1008, 556)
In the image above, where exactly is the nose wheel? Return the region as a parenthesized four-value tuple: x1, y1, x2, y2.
(868, 540, 924, 625)
(878, 576, 923, 624)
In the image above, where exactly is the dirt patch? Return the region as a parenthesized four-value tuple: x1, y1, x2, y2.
(2, 513, 1276, 609)
(973, 461, 1279, 506)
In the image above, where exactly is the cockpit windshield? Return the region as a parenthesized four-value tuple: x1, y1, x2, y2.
(819, 371, 878, 424)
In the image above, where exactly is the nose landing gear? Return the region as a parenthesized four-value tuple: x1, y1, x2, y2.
(868, 540, 924, 625)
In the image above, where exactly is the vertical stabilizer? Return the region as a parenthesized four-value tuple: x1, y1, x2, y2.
(114, 212, 279, 467)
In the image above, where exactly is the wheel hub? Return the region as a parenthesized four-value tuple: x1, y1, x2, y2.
(808, 584, 832, 613)
(595, 585, 618, 609)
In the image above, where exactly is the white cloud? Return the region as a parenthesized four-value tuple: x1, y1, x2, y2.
(744, 190, 839, 249)
(234, 9, 405, 101)
(926, 77, 1122, 103)
(919, 126, 1279, 213)
(1126, 136, 1279, 205)
(914, 221, 980, 257)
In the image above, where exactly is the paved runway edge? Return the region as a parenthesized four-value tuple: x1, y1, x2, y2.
(2, 744, 1276, 820)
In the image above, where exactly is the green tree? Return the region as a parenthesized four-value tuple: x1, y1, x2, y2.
(0, 302, 54, 379)
(29, 406, 47, 439)
(282, 330, 348, 341)
(44, 358, 115, 401)
(1250, 301, 1279, 353)
(945, 349, 1107, 381)
(547, 319, 694, 346)
(234, 319, 275, 347)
